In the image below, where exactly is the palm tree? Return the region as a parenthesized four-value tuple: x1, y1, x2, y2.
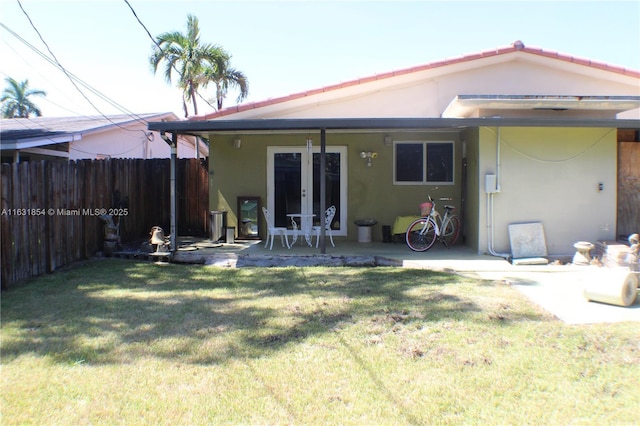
(1, 77, 47, 118)
(202, 57, 249, 110)
(149, 14, 227, 117)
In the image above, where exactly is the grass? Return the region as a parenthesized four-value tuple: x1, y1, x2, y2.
(1, 259, 639, 425)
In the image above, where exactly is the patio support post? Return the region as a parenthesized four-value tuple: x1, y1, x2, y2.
(170, 133, 177, 252)
(320, 128, 326, 254)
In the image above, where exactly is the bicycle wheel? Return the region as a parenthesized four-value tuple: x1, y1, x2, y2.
(441, 215, 461, 247)
(406, 218, 437, 252)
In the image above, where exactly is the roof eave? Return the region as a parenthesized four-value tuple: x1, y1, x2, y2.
(442, 95, 640, 118)
(0, 133, 81, 150)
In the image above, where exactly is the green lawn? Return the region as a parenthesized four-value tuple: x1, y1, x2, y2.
(2, 259, 638, 425)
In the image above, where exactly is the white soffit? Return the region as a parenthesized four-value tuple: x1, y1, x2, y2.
(1, 133, 80, 150)
(442, 95, 640, 118)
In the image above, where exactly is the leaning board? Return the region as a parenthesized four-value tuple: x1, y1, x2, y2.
(508, 222, 548, 259)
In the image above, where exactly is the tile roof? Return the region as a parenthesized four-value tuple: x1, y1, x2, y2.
(196, 41, 640, 121)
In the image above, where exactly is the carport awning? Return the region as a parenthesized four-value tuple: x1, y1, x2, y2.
(148, 116, 640, 136)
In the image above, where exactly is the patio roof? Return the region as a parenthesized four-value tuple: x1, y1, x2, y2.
(148, 116, 640, 136)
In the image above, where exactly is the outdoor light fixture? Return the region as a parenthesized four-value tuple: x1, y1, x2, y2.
(360, 151, 378, 167)
(384, 135, 392, 147)
(233, 138, 242, 149)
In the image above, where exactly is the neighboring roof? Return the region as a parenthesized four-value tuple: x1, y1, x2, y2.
(1, 112, 178, 150)
(197, 41, 640, 121)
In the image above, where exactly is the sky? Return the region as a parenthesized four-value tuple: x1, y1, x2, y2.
(1, 0, 639, 119)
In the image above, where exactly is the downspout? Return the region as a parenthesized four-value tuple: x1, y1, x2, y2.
(496, 127, 502, 193)
(143, 133, 148, 159)
(487, 127, 509, 259)
(487, 192, 508, 258)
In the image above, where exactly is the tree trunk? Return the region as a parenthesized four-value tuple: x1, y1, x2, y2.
(189, 81, 198, 116)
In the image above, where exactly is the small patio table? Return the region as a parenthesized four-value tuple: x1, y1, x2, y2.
(286, 213, 316, 247)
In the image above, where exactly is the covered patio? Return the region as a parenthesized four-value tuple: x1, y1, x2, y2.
(149, 116, 640, 259)
(169, 236, 521, 270)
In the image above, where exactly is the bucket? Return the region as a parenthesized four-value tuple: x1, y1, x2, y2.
(226, 227, 235, 244)
(357, 226, 373, 243)
(420, 202, 433, 216)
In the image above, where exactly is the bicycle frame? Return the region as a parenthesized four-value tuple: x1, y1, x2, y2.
(431, 204, 455, 238)
(405, 195, 460, 251)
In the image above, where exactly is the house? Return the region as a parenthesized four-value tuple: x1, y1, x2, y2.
(0, 112, 207, 163)
(148, 41, 640, 257)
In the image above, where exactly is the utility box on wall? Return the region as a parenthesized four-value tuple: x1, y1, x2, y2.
(485, 174, 497, 194)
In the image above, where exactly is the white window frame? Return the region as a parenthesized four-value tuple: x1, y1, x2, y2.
(393, 140, 455, 185)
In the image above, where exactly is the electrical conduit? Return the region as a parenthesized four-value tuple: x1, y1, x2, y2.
(487, 127, 510, 259)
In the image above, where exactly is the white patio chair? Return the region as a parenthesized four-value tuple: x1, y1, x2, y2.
(312, 205, 336, 248)
(262, 207, 290, 250)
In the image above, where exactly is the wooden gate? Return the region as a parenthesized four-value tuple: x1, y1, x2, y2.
(618, 136, 640, 238)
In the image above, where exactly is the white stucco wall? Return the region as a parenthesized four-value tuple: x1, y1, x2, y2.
(222, 53, 640, 120)
(476, 126, 617, 256)
(68, 126, 204, 160)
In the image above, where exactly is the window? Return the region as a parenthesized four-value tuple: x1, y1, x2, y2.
(394, 141, 454, 185)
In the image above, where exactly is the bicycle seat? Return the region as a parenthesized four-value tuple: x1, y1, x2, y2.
(444, 205, 455, 211)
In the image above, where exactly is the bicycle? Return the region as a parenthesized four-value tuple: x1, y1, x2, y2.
(405, 195, 460, 252)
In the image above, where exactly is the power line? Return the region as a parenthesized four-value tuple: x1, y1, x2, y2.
(5, 113, 151, 156)
(11, 1, 149, 129)
(14, 0, 118, 121)
(1, 38, 86, 115)
(2, 24, 141, 122)
(122, 0, 217, 115)
(1, 24, 145, 124)
(1, 36, 164, 154)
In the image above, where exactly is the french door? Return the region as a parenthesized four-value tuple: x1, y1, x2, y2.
(267, 146, 347, 236)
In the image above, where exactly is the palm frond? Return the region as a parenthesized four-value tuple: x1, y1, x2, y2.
(1, 77, 46, 118)
(147, 15, 248, 116)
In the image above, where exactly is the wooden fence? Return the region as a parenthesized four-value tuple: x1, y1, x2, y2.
(1, 158, 208, 290)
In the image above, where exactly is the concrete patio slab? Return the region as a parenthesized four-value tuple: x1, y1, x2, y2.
(158, 238, 640, 324)
(473, 269, 640, 325)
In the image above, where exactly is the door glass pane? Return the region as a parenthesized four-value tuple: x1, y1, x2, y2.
(274, 153, 301, 227)
(313, 152, 340, 230)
